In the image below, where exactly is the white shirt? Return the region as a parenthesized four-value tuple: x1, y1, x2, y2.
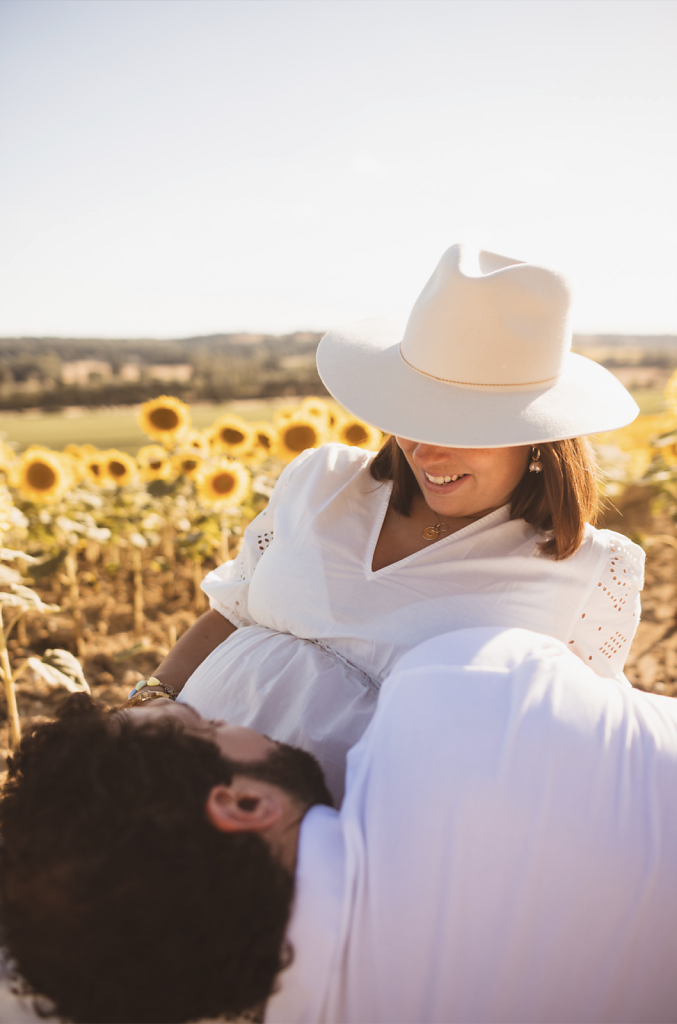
(184, 444, 645, 802)
(266, 627, 677, 1024)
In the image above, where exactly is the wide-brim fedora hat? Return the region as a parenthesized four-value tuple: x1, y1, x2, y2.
(316, 244, 639, 448)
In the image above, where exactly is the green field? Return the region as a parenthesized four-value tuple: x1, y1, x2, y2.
(0, 389, 667, 454)
(630, 388, 668, 416)
(0, 399, 297, 454)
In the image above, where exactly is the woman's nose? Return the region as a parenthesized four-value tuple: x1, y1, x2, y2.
(413, 444, 454, 466)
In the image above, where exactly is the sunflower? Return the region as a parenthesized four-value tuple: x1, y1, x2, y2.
(596, 414, 677, 453)
(300, 397, 332, 427)
(60, 451, 84, 488)
(653, 426, 677, 467)
(207, 415, 255, 457)
(172, 448, 204, 479)
(182, 430, 210, 457)
(82, 451, 106, 486)
(138, 396, 191, 446)
(246, 422, 279, 462)
(196, 459, 251, 508)
(11, 447, 72, 504)
(0, 440, 16, 476)
(0, 484, 15, 541)
(666, 369, 677, 416)
(335, 415, 382, 450)
(137, 444, 172, 482)
(659, 442, 677, 467)
(277, 416, 328, 463)
(101, 449, 138, 487)
(273, 404, 301, 429)
(63, 443, 97, 460)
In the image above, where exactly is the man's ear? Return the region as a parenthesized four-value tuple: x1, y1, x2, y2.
(205, 777, 284, 834)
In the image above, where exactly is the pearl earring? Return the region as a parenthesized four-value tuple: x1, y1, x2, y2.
(529, 447, 543, 473)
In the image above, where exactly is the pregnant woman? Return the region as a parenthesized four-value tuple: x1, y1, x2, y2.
(140, 244, 644, 802)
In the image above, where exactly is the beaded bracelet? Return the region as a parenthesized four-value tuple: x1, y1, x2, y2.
(127, 677, 178, 701)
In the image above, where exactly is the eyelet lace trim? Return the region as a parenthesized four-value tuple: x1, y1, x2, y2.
(567, 539, 644, 673)
(256, 530, 274, 553)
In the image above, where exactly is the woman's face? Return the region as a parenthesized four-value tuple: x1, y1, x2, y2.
(395, 437, 531, 520)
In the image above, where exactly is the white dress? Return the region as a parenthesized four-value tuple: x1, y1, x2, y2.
(181, 444, 645, 802)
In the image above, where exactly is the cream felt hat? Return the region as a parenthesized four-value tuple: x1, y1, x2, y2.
(316, 244, 639, 448)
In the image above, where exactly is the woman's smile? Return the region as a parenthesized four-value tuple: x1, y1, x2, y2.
(396, 437, 530, 520)
(422, 470, 469, 491)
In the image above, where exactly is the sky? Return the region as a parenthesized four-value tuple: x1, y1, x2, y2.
(1, 0, 676, 338)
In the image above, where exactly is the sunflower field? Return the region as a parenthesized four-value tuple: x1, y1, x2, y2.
(1, 379, 677, 764)
(0, 396, 385, 755)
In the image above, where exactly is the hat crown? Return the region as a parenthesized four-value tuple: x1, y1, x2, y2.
(400, 244, 573, 388)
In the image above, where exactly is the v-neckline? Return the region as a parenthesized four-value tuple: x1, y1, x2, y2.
(366, 481, 511, 576)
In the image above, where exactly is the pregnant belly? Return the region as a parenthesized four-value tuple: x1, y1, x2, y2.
(179, 625, 379, 804)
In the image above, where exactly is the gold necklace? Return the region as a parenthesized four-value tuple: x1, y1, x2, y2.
(421, 504, 499, 541)
(422, 521, 449, 541)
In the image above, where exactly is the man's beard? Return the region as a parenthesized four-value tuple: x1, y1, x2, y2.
(229, 741, 334, 809)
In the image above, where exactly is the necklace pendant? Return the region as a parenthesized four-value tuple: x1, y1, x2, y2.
(422, 523, 448, 541)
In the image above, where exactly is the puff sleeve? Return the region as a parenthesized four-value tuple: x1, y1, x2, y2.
(200, 449, 315, 627)
(566, 532, 645, 683)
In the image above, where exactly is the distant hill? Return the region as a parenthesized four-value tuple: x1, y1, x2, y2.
(0, 331, 673, 411)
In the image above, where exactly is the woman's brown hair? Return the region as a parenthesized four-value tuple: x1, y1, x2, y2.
(370, 435, 599, 560)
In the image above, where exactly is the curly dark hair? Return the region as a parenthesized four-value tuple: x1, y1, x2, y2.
(0, 694, 305, 1024)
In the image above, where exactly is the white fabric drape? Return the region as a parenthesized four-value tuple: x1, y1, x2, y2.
(267, 628, 677, 1024)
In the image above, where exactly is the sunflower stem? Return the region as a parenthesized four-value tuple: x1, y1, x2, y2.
(161, 525, 175, 566)
(192, 559, 203, 614)
(132, 547, 144, 636)
(219, 510, 231, 564)
(168, 622, 177, 649)
(16, 613, 27, 649)
(15, 558, 28, 650)
(65, 545, 85, 658)
(0, 608, 21, 749)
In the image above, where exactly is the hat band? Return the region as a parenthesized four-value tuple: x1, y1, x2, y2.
(399, 346, 561, 392)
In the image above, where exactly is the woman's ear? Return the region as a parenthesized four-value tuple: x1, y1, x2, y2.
(205, 778, 284, 834)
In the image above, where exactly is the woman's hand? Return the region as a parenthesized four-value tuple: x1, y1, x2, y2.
(150, 609, 237, 695)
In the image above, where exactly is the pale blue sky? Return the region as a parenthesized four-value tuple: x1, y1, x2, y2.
(1, 0, 676, 337)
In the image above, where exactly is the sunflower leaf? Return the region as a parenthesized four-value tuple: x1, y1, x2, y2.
(9, 585, 61, 613)
(147, 478, 178, 498)
(27, 549, 67, 580)
(0, 564, 22, 585)
(0, 592, 30, 609)
(0, 549, 40, 564)
(27, 650, 90, 694)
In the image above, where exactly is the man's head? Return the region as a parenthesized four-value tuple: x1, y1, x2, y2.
(0, 694, 332, 1024)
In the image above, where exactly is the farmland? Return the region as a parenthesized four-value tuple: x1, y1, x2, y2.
(0, 398, 301, 455)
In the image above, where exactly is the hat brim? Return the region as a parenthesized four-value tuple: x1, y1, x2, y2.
(317, 318, 640, 448)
